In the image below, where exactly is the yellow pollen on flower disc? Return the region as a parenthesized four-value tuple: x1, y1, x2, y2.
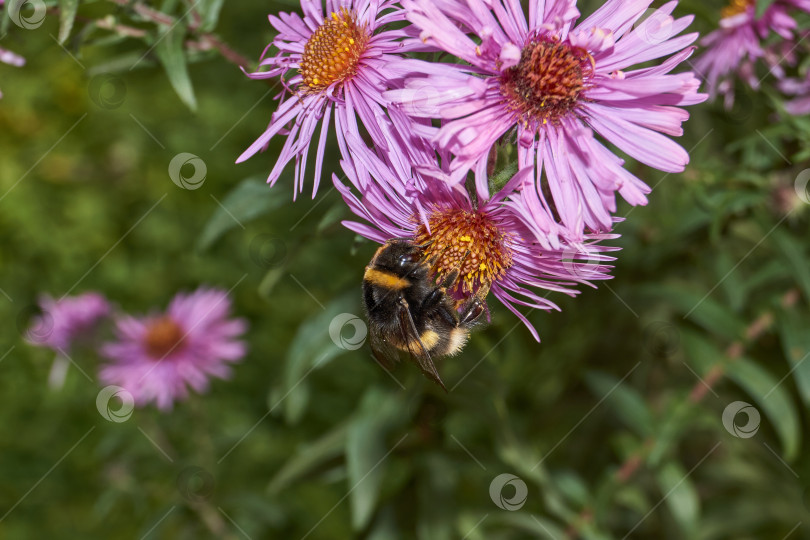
(721, 0, 754, 18)
(500, 37, 593, 126)
(144, 317, 185, 359)
(414, 207, 512, 297)
(299, 8, 369, 91)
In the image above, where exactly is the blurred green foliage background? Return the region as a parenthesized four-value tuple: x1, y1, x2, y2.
(1, 0, 810, 538)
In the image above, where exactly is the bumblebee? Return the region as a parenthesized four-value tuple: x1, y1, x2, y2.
(362, 239, 487, 390)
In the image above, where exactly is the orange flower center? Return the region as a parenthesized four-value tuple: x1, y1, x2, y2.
(500, 37, 593, 126)
(299, 8, 369, 91)
(144, 317, 185, 359)
(721, 0, 755, 19)
(414, 207, 512, 298)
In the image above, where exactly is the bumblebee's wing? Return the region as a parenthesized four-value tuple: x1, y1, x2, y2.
(397, 298, 447, 391)
(368, 328, 401, 371)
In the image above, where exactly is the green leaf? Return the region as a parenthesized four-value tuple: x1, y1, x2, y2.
(776, 309, 810, 407)
(490, 513, 566, 540)
(346, 388, 405, 531)
(154, 23, 197, 111)
(771, 228, 810, 304)
(639, 284, 746, 341)
(317, 201, 348, 233)
(197, 177, 286, 251)
(57, 0, 79, 44)
(756, 0, 777, 18)
(417, 453, 458, 540)
(727, 356, 800, 461)
(584, 371, 654, 437)
(198, 0, 225, 32)
(267, 422, 348, 495)
(258, 267, 285, 299)
(281, 290, 363, 423)
(655, 461, 700, 537)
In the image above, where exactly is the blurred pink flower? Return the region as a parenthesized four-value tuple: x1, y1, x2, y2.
(779, 71, 810, 114)
(0, 44, 25, 99)
(25, 292, 110, 353)
(694, 0, 810, 106)
(99, 287, 248, 410)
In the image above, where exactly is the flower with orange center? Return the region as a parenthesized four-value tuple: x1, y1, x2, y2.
(238, 0, 414, 198)
(144, 317, 186, 359)
(100, 288, 248, 410)
(721, 0, 755, 19)
(414, 207, 512, 298)
(500, 37, 593, 127)
(697, 0, 809, 104)
(300, 9, 369, 91)
(336, 130, 616, 341)
(386, 0, 705, 244)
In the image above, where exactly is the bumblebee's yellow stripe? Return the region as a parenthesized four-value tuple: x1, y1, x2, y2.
(419, 329, 440, 349)
(364, 268, 411, 290)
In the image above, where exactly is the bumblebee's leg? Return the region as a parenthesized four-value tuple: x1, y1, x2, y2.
(458, 296, 486, 326)
(421, 287, 458, 322)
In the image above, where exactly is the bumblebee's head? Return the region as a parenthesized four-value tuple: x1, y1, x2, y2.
(375, 240, 426, 277)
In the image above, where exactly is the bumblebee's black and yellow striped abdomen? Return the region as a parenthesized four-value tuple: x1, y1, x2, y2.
(361, 240, 486, 390)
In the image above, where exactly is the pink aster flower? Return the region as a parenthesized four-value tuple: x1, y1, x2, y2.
(694, 0, 810, 106)
(237, 0, 415, 198)
(99, 287, 248, 410)
(335, 133, 616, 340)
(0, 40, 25, 99)
(385, 0, 705, 240)
(779, 71, 810, 114)
(25, 292, 110, 353)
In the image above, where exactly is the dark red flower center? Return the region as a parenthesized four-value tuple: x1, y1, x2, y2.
(414, 207, 512, 298)
(499, 36, 593, 126)
(721, 0, 754, 18)
(299, 8, 369, 91)
(144, 317, 185, 359)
